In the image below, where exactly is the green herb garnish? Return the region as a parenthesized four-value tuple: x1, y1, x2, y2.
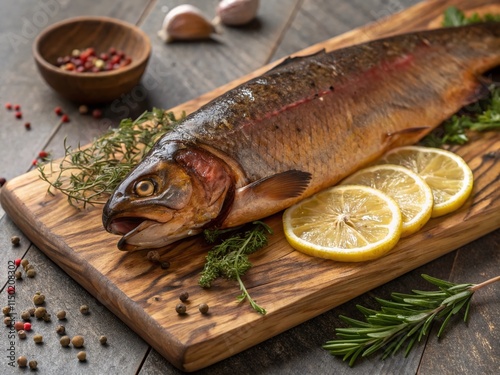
(421, 85, 500, 147)
(38, 108, 182, 208)
(323, 274, 500, 367)
(199, 221, 273, 314)
(442, 6, 500, 27)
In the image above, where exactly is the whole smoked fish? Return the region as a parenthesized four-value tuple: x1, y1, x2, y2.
(103, 23, 500, 251)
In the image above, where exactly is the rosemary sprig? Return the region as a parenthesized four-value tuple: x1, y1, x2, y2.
(323, 274, 500, 367)
(199, 221, 273, 314)
(38, 108, 181, 208)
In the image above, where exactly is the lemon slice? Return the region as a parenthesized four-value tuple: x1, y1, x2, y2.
(283, 185, 402, 262)
(380, 146, 473, 218)
(340, 164, 433, 237)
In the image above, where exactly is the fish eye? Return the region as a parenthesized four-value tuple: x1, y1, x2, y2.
(134, 179, 155, 197)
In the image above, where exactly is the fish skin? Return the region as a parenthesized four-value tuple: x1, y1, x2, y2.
(103, 23, 500, 251)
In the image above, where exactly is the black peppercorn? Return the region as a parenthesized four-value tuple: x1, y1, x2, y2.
(176, 303, 187, 315)
(199, 303, 209, 314)
(17, 356, 28, 368)
(56, 310, 66, 320)
(56, 325, 66, 335)
(60, 336, 71, 347)
(99, 335, 107, 345)
(79, 304, 90, 315)
(29, 360, 38, 370)
(11, 236, 20, 246)
(179, 292, 189, 302)
(77, 351, 87, 361)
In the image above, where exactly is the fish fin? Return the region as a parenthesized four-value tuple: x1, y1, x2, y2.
(463, 76, 491, 105)
(384, 127, 431, 148)
(269, 50, 326, 71)
(240, 170, 312, 200)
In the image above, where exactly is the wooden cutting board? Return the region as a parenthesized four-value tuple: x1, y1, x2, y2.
(2, 0, 500, 372)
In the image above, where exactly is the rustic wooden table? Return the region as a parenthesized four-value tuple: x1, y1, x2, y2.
(0, 0, 498, 374)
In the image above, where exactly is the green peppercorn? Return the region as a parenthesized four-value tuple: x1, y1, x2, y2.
(27, 268, 36, 278)
(29, 360, 38, 370)
(21, 310, 31, 321)
(175, 303, 187, 315)
(72, 335, 84, 348)
(2, 306, 11, 315)
(77, 351, 87, 361)
(11, 236, 20, 246)
(33, 334, 43, 344)
(79, 304, 90, 315)
(33, 293, 45, 305)
(34, 307, 46, 319)
(99, 335, 107, 345)
(17, 355, 28, 368)
(199, 303, 209, 314)
(56, 325, 65, 335)
(179, 292, 189, 302)
(56, 310, 66, 320)
(14, 271, 22, 280)
(18, 330, 26, 339)
(60, 335, 71, 347)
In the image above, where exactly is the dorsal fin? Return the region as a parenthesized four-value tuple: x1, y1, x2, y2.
(268, 49, 327, 72)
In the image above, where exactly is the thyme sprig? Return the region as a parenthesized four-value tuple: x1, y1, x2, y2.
(323, 274, 500, 367)
(38, 108, 181, 208)
(442, 6, 500, 27)
(199, 221, 273, 314)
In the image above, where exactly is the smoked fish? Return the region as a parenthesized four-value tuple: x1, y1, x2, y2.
(103, 23, 500, 251)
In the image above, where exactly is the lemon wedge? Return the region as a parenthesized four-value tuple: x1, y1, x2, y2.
(340, 164, 433, 237)
(380, 146, 473, 217)
(283, 185, 402, 262)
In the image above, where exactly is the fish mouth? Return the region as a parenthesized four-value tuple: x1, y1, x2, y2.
(106, 216, 159, 251)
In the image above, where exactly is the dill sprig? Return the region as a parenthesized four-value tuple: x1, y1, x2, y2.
(323, 274, 500, 367)
(442, 6, 500, 27)
(38, 108, 182, 208)
(421, 84, 500, 147)
(199, 221, 273, 314)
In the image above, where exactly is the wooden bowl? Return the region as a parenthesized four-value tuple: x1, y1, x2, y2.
(33, 16, 151, 104)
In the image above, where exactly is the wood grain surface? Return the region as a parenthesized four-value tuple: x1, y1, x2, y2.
(1, 0, 499, 372)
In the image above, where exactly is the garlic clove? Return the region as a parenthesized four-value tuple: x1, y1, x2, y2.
(158, 4, 216, 43)
(216, 0, 260, 26)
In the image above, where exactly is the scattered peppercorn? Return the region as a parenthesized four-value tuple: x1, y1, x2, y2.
(18, 330, 27, 339)
(17, 356, 28, 368)
(7, 286, 15, 295)
(77, 351, 87, 361)
(26, 264, 34, 270)
(56, 325, 66, 335)
(147, 250, 160, 263)
(71, 335, 84, 348)
(15, 271, 22, 280)
(27, 268, 36, 278)
(54, 106, 63, 116)
(28, 307, 36, 317)
(4, 317, 12, 326)
(21, 311, 31, 321)
(60, 335, 71, 347)
(38, 150, 49, 159)
(15, 111, 22, 119)
(14, 321, 24, 331)
(11, 236, 20, 246)
(29, 360, 38, 370)
(21, 258, 29, 268)
(24, 122, 31, 130)
(56, 310, 66, 320)
(92, 108, 103, 119)
(161, 261, 170, 269)
(5, 102, 12, 110)
(0, 177, 6, 186)
(2, 306, 11, 315)
(34, 307, 46, 319)
(99, 335, 107, 345)
(32, 159, 38, 166)
(33, 334, 43, 344)
(199, 303, 209, 314)
(14, 258, 21, 266)
(61, 114, 70, 123)
(78, 104, 89, 115)
(33, 293, 45, 305)
(79, 304, 90, 315)
(14, 104, 20, 110)
(175, 303, 187, 315)
(23, 322, 32, 331)
(179, 292, 189, 302)
(42, 312, 51, 322)
(55, 47, 132, 73)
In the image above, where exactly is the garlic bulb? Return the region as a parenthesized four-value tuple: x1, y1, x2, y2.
(158, 4, 216, 43)
(216, 0, 259, 26)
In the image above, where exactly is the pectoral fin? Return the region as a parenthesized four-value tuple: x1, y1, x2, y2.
(222, 170, 312, 227)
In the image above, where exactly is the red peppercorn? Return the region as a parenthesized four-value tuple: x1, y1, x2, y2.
(54, 106, 63, 116)
(109, 47, 117, 55)
(92, 109, 103, 119)
(14, 321, 24, 331)
(15, 111, 22, 119)
(32, 159, 38, 166)
(5, 103, 12, 110)
(61, 114, 70, 123)
(38, 151, 49, 159)
(15, 259, 22, 266)
(7, 286, 15, 295)
(24, 122, 31, 130)
(14, 104, 20, 110)
(23, 322, 32, 331)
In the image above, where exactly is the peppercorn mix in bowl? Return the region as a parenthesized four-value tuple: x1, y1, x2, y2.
(33, 16, 151, 104)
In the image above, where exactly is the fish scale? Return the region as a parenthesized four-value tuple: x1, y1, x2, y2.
(103, 23, 500, 250)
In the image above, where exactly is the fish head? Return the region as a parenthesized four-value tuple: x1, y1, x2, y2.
(102, 142, 234, 251)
